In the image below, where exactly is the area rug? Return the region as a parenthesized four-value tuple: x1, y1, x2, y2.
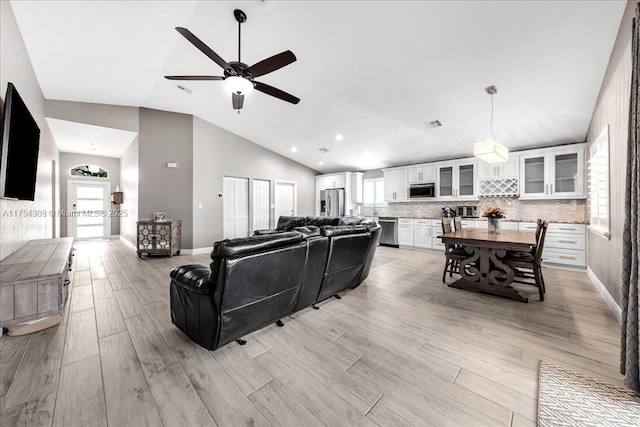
(538, 361, 640, 426)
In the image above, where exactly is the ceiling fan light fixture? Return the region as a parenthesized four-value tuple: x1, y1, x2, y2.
(225, 76, 253, 95)
(474, 138, 509, 163)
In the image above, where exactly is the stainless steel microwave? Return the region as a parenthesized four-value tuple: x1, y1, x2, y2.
(409, 183, 435, 199)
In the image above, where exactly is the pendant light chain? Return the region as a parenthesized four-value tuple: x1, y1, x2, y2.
(490, 93, 494, 140)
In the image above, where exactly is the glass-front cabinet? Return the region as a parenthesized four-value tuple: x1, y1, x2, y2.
(520, 145, 585, 199)
(437, 160, 477, 200)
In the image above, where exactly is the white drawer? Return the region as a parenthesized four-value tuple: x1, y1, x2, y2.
(474, 220, 487, 228)
(519, 222, 538, 231)
(548, 223, 586, 234)
(460, 220, 475, 228)
(414, 219, 431, 226)
(432, 237, 445, 250)
(543, 249, 586, 267)
(399, 218, 414, 225)
(544, 233, 586, 250)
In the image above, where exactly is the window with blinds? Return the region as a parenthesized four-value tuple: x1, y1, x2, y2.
(363, 178, 386, 206)
(588, 125, 610, 239)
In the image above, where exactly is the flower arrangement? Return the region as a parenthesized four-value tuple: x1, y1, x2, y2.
(482, 206, 506, 218)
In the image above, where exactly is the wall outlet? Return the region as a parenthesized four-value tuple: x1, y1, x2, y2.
(198, 203, 203, 209)
(166, 162, 177, 168)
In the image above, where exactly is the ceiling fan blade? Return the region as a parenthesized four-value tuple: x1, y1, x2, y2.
(175, 27, 235, 75)
(247, 50, 297, 78)
(164, 76, 224, 80)
(232, 92, 245, 110)
(254, 82, 300, 104)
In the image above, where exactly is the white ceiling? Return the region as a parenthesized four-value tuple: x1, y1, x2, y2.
(11, 0, 627, 173)
(46, 118, 138, 158)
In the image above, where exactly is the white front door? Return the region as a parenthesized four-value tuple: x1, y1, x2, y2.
(223, 177, 249, 239)
(252, 179, 270, 232)
(68, 181, 111, 240)
(275, 180, 296, 219)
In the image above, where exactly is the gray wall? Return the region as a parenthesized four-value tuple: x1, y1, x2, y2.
(586, 0, 636, 306)
(0, 1, 59, 259)
(138, 108, 194, 248)
(192, 116, 317, 249)
(120, 138, 139, 247)
(59, 152, 121, 237)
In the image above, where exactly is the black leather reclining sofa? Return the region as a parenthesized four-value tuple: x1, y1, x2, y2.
(169, 216, 381, 350)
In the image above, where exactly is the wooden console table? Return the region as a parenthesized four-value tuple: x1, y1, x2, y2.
(0, 237, 74, 327)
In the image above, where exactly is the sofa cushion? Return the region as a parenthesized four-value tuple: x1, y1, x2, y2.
(321, 225, 368, 237)
(339, 216, 365, 226)
(305, 216, 340, 227)
(213, 232, 303, 258)
(293, 226, 321, 238)
(170, 264, 212, 294)
(276, 216, 307, 230)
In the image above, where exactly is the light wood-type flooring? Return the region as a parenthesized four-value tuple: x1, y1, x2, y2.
(0, 240, 622, 426)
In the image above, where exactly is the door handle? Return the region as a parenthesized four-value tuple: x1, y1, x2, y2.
(550, 184, 553, 194)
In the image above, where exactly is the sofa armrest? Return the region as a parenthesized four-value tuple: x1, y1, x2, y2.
(170, 264, 212, 294)
(253, 229, 280, 236)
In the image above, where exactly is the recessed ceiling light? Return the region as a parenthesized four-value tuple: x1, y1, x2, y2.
(291, 147, 298, 153)
(363, 150, 370, 155)
(335, 134, 344, 141)
(318, 161, 324, 165)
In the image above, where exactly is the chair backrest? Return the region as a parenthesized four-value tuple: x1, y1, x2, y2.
(535, 218, 543, 241)
(533, 221, 549, 264)
(454, 217, 462, 231)
(441, 218, 452, 233)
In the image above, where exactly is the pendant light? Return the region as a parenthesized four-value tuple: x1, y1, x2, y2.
(474, 85, 508, 163)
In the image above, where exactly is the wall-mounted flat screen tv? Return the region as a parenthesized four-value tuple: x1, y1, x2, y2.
(0, 82, 40, 201)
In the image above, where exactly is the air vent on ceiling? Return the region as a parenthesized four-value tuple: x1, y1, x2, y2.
(318, 148, 329, 153)
(177, 84, 192, 94)
(424, 120, 442, 128)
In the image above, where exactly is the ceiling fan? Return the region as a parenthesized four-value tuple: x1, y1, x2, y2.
(165, 9, 300, 111)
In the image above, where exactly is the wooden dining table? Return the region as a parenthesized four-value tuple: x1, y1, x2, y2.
(438, 228, 537, 302)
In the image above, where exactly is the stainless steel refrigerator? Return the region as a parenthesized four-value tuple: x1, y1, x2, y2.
(320, 188, 345, 217)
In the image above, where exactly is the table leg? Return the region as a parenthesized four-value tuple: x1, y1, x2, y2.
(449, 245, 528, 303)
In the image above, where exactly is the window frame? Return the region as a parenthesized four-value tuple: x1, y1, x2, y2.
(363, 178, 386, 207)
(588, 125, 610, 240)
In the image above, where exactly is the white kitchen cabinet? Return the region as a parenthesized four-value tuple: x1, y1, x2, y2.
(477, 155, 520, 179)
(350, 172, 363, 203)
(414, 219, 432, 248)
(520, 145, 585, 200)
(398, 218, 414, 246)
(437, 160, 477, 200)
(408, 164, 436, 183)
(324, 174, 346, 189)
(383, 168, 408, 201)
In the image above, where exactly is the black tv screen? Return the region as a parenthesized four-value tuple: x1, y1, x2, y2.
(0, 83, 40, 201)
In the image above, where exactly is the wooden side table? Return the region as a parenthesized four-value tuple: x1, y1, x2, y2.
(136, 220, 181, 258)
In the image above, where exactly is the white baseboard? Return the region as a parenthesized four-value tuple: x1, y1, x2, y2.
(180, 247, 211, 256)
(586, 266, 622, 324)
(119, 235, 137, 253)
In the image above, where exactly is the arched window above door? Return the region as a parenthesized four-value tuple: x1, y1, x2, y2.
(70, 164, 109, 178)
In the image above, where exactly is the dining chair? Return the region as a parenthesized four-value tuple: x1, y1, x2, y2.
(453, 217, 462, 231)
(502, 220, 548, 301)
(441, 218, 468, 282)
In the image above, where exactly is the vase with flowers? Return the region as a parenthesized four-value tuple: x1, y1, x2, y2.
(483, 206, 506, 234)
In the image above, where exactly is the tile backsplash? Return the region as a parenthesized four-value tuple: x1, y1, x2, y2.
(361, 198, 587, 223)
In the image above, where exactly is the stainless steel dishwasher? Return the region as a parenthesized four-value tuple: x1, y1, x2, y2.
(378, 217, 399, 247)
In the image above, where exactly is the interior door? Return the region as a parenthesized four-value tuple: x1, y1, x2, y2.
(252, 179, 270, 231)
(68, 181, 111, 240)
(275, 181, 296, 219)
(223, 177, 249, 239)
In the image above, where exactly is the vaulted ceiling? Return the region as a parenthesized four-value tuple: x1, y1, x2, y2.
(11, 1, 627, 172)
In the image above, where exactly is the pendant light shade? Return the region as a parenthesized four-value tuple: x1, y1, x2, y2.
(474, 138, 509, 163)
(474, 86, 508, 163)
(224, 76, 253, 95)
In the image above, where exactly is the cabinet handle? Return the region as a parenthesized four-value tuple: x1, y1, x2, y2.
(558, 227, 576, 231)
(558, 240, 576, 244)
(558, 255, 576, 260)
